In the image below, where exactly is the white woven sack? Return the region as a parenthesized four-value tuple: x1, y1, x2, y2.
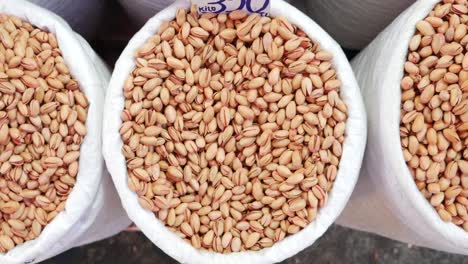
(103, 0, 367, 263)
(0, 1, 131, 263)
(118, 0, 175, 26)
(29, 0, 104, 38)
(304, 0, 415, 50)
(119, 0, 290, 27)
(336, 0, 468, 255)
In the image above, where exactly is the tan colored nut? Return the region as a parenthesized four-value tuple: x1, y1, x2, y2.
(401, 1, 468, 232)
(121, 5, 348, 252)
(0, 14, 89, 252)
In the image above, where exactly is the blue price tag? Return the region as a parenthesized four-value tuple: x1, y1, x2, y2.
(193, 0, 270, 16)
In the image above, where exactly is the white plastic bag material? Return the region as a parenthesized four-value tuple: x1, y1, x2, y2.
(118, 0, 175, 26)
(336, 0, 468, 255)
(304, 0, 415, 50)
(119, 0, 290, 27)
(29, 0, 104, 38)
(103, 0, 367, 263)
(0, 1, 131, 263)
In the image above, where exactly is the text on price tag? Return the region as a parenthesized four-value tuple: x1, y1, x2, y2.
(192, 0, 270, 16)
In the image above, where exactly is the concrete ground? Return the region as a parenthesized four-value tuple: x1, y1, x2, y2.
(40, 0, 468, 263)
(44, 225, 468, 264)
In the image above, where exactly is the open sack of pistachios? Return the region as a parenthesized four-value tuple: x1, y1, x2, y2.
(337, 0, 468, 255)
(0, 1, 130, 263)
(103, 0, 367, 262)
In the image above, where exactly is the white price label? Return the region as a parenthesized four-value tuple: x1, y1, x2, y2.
(192, 0, 270, 16)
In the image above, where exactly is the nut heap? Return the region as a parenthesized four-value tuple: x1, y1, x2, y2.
(121, 6, 347, 252)
(0, 15, 89, 251)
(401, 0, 468, 231)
